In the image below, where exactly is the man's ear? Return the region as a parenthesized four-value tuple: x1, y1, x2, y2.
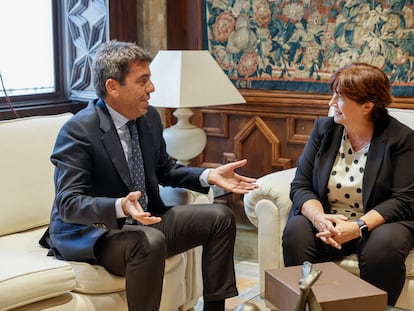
(105, 79, 119, 96)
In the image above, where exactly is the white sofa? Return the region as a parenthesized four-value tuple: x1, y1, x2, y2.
(244, 108, 414, 310)
(0, 113, 212, 311)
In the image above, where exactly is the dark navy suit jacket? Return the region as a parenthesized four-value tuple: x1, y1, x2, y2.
(40, 99, 209, 263)
(289, 115, 414, 229)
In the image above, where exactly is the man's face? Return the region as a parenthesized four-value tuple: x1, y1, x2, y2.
(107, 61, 155, 120)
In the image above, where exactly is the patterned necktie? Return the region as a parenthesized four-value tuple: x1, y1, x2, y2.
(127, 120, 147, 211)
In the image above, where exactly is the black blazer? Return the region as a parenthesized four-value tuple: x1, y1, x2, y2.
(40, 99, 209, 262)
(289, 115, 414, 228)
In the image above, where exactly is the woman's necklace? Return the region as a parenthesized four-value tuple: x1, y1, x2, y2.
(349, 134, 371, 152)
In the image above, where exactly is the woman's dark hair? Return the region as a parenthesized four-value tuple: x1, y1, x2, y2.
(329, 63, 392, 122)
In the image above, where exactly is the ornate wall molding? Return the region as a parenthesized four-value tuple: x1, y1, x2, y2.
(234, 116, 292, 170)
(64, 0, 109, 101)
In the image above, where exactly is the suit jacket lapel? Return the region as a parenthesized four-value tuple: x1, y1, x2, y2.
(318, 123, 343, 207)
(362, 129, 386, 211)
(317, 120, 386, 212)
(96, 99, 132, 189)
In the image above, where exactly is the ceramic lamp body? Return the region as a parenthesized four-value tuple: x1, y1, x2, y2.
(150, 50, 246, 165)
(163, 108, 206, 165)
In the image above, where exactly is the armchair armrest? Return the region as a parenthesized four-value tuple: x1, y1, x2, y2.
(159, 186, 214, 206)
(243, 167, 296, 294)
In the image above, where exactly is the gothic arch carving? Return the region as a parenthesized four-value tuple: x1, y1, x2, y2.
(234, 116, 292, 170)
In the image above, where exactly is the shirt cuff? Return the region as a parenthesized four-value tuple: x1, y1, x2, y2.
(115, 198, 127, 218)
(199, 168, 213, 187)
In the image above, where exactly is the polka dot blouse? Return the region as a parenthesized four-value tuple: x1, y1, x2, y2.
(327, 131, 370, 220)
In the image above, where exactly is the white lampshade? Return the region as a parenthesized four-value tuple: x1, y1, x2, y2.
(149, 50, 245, 108)
(149, 50, 245, 165)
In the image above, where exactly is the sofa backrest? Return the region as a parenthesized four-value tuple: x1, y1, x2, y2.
(328, 107, 414, 130)
(0, 113, 73, 236)
(388, 108, 414, 130)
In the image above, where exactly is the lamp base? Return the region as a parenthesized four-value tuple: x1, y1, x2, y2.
(163, 108, 207, 166)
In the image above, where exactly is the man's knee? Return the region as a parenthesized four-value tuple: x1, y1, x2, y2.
(199, 204, 235, 228)
(127, 229, 167, 261)
(214, 204, 236, 231)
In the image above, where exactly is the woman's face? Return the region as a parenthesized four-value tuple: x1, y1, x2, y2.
(328, 92, 367, 126)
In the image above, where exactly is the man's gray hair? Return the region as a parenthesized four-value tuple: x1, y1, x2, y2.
(92, 40, 153, 98)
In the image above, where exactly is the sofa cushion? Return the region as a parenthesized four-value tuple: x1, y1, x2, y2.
(69, 262, 125, 294)
(338, 250, 414, 278)
(0, 228, 76, 310)
(0, 113, 73, 236)
(70, 251, 184, 294)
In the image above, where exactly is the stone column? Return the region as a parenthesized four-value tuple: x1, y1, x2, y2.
(136, 0, 167, 54)
(136, 0, 168, 124)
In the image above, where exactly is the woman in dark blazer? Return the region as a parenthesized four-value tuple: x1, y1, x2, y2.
(282, 63, 414, 306)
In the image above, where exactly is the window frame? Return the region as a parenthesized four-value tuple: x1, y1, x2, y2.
(0, 0, 142, 120)
(0, 0, 67, 112)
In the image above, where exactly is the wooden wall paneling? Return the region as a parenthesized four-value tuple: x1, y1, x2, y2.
(189, 91, 330, 227)
(234, 115, 292, 172)
(287, 115, 318, 144)
(167, 0, 203, 49)
(108, 0, 137, 42)
(165, 89, 413, 227)
(196, 91, 331, 171)
(164, 1, 414, 229)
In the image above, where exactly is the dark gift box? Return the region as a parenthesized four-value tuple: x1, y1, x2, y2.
(265, 262, 387, 311)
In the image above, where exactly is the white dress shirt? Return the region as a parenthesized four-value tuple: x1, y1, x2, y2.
(105, 103, 211, 218)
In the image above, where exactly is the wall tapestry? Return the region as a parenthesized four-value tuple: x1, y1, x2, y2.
(204, 0, 414, 96)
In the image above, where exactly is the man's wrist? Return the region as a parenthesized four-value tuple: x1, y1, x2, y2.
(115, 197, 128, 218)
(200, 168, 213, 186)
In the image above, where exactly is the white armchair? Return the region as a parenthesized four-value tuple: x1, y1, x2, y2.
(243, 108, 414, 310)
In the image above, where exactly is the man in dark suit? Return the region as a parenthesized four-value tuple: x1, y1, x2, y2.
(40, 40, 258, 311)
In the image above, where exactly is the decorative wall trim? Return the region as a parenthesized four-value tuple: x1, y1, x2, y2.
(65, 0, 109, 101)
(204, 111, 229, 137)
(234, 115, 292, 170)
(287, 116, 318, 144)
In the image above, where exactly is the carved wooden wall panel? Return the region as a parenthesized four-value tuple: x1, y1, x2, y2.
(65, 0, 108, 101)
(163, 0, 414, 228)
(186, 89, 414, 178)
(165, 90, 414, 227)
(64, 0, 140, 101)
(164, 90, 330, 227)
(191, 91, 330, 178)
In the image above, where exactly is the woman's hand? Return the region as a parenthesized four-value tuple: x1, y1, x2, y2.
(327, 220, 362, 244)
(313, 213, 348, 249)
(312, 212, 345, 232)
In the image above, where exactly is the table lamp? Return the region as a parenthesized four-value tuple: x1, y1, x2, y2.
(150, 50, 246, 165)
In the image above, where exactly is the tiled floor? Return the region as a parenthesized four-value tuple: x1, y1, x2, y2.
(194, 261, 272, 311)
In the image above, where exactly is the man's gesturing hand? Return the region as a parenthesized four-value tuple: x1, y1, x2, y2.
(122, 191, 161, 225)
(207, 159, 258, 194)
